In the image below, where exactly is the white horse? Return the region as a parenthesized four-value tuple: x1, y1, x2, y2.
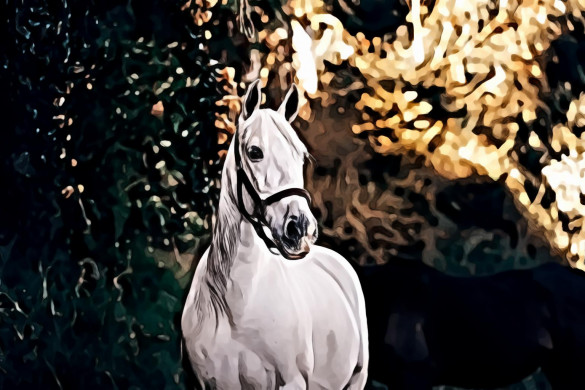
(181, 80, 368, 389)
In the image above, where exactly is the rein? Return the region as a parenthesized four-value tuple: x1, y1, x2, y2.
(233, 131, 311, 256)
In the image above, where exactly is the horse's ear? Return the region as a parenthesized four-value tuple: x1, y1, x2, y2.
(241, 79, 262, 121)
(277, 84, 300, 123)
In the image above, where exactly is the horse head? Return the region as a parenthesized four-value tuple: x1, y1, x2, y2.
(229, 80, 317, 260)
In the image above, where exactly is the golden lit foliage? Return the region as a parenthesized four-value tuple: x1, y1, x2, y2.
(249, 0, 585, 268)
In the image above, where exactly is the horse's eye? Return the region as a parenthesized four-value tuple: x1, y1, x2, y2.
(247, 146, 264, 162)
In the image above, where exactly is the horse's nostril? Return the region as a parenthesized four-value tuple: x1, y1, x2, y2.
(286, 219, 301, 239)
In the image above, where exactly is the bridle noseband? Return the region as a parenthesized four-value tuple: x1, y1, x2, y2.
(233, 132, 312, 256)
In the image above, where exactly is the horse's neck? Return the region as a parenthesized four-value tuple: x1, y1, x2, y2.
(204, 185, 271, 313)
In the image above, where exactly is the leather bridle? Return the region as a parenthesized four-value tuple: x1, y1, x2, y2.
(233, 132, 312, 256)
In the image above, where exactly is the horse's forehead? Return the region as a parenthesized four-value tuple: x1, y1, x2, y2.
(242, 110, 305, 155)
(244, 110, 287, 136)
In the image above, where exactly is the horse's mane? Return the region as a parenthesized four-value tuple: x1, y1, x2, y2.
(196, 149, 241, 324)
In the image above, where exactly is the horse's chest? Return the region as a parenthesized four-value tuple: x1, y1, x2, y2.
(189, 275, 312, 387)
(229, 263, 359, 377)
(228, 268, 310, 349)
(188, 257, 359, 388)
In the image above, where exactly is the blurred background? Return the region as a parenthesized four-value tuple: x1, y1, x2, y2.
(2, 0, 585, 388)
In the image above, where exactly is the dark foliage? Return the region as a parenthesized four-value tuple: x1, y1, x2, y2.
(0, 1, 226, 387)
(360, 259, 585, 389)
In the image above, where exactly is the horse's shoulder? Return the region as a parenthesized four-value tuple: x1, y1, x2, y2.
(310, 245, 363, 304)
(311, 245, 356, 275)
(309, 246, 368, 351)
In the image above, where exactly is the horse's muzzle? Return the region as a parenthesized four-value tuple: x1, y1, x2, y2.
(278, 214, 317, 260)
